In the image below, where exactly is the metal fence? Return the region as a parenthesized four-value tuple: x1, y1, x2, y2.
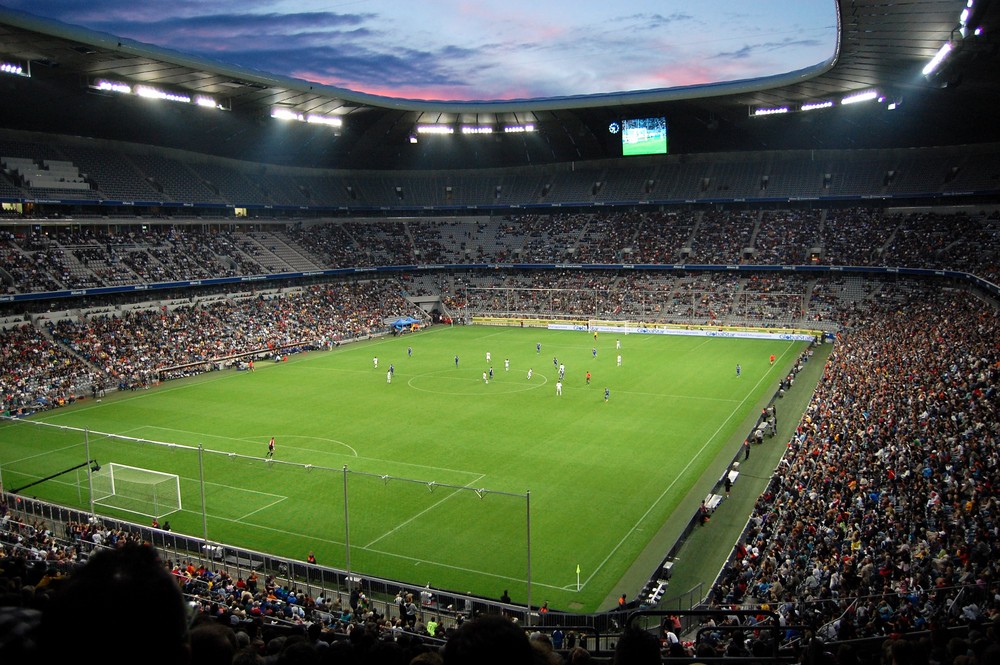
(0, 418, 543, 618)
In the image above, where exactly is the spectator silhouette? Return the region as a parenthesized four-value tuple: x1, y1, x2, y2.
(612, 625, 662, 665)
(39, 543, 191, 665)
(190, 620, 238, 665)
(443, 614, 534, 665)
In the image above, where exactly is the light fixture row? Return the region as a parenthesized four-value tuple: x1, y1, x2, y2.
(92, 79, 226, 110)
(751, 90, 883, 117)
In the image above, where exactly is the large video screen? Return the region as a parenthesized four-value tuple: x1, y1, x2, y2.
(621, 117, 668, 156)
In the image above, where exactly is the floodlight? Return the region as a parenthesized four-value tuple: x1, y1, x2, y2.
(959, 2, 985, 38)
(194, 95, 218, 108)
(753, 106, 789, 116)
(96, 79, 131, 94)
(416, 125, 454, 135)
(306, 114, 342, 127)
(800, 101, 834, 112)
(271, 107, 303, 121)
(503, 124, 536, 133)
(922, 43, 953, 77)
(461, 126, 493, 134)
(1, 62, 26, 77)
(841, 90, 878, 105)
(135, 85, 191, 103)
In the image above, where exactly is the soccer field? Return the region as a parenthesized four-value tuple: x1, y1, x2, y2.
(0, 325, 803, 611)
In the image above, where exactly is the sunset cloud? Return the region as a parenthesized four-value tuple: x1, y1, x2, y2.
(3, 1, 838, 102)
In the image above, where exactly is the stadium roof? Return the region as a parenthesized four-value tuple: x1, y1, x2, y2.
(1, 1, 999, 170)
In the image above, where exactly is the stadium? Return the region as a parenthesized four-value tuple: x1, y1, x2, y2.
(0, 2, 998, 663)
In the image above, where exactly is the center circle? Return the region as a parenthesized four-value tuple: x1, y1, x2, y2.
(407, 369, 549, 395)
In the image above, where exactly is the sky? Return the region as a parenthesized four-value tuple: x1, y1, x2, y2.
(6, 0, 839, 102)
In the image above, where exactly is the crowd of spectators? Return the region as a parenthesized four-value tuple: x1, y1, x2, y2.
(285, 223, 364, 268)
(1, 228, 274, 294)
(631, 211, 695, 265)
(690, 210, 757, 264)
(1, 260, 988, 416)
(819, 208, 896, 267)
(0, 280, 998, 662)
(430, 269, 818, 326)
(2, 209, 998, 295)
(0, 323, 93, 414)
(1, 509, 617, 664)
(710, 288, 999, 656)
(1, 208, 999, 663)
(1, 280, 418, 413)
(754, 210, 822, 265)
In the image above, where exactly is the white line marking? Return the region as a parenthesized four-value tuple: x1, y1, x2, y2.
(363, 474, 487, 549)
(577, 341, 797, 590)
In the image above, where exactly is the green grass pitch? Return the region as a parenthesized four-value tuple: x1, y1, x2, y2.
(0, 325, 803, 611)
(622, 136, 667, 156)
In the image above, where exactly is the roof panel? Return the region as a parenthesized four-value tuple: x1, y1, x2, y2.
(0, 1, 997, 169)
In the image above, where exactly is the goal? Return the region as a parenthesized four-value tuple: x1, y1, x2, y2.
(90, 463, 182, 519)
(587, 319, 634, 334)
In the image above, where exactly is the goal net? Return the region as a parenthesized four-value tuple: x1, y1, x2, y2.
(91, 463, 182, 519)
(587, 319, 634, 334)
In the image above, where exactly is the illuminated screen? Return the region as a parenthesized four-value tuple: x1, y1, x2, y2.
(621, 117, 668, 156)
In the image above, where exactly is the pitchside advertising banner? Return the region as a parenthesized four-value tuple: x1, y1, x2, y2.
(548, 322, 817, 342)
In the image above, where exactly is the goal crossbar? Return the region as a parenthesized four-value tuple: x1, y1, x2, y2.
(90, 462, 182, 520)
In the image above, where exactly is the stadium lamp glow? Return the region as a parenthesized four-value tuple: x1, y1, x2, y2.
(959, 2, 975, 36)
(461, 126, 493, 134)
(195, 95, 220, 109)
(95, 79, 132, 94)
(503, 124, 536, 133)
(306, 114, 342, 127)
(840, 90, 879, 105)
(753, 106, 789, 116)
(800, 101, 834, 112)
(1, 61, 27, 77)
(271, 107, 303, 121)
(92, 79, 223, 110)
(922, 43, 953, 77)
(135, 84, 191, 104)
(416, 125, 455, 135)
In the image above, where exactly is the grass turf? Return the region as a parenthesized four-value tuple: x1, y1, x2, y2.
(1, 325, 805, 611)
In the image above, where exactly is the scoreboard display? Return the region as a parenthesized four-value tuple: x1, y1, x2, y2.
(619, 117, 668, 156)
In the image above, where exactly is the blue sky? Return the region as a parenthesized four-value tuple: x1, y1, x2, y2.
(8, 1, 839, 102)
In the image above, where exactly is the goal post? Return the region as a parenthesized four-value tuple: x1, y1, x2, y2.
(90, 462, 182, 520)
(587, 319, 633, 334)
